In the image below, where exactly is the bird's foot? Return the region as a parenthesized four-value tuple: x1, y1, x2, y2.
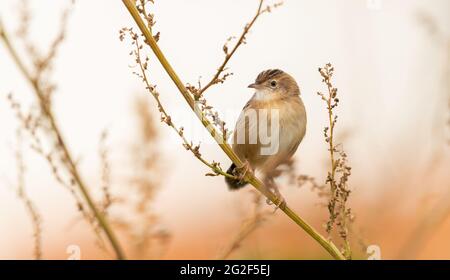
(273, 195, 286, 212)
(271, 189, 287, 213)
(235, 160, 252, 183)
(264, 182, 286, 212)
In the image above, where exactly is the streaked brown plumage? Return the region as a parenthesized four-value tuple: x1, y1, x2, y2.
(226, 69, 307, 193)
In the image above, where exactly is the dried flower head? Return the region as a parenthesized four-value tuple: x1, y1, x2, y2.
(317, 63, 353, 259)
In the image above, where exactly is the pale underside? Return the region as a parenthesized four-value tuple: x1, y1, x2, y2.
(232, 92, 307, 175)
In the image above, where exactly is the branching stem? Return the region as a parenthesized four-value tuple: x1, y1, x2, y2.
(199, 0, 265, 95)
(0, 21, 126, 260)
(122, 0, 345, 260)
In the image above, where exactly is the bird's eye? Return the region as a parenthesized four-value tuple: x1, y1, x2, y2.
(270, 80, 277, 88)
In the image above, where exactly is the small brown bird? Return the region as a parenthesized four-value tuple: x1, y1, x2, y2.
(225, 69, 307, 201)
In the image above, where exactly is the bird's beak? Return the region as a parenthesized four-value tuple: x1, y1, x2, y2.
(248, 83, 258, 89)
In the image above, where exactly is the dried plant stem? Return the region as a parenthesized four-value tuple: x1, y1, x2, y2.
(122, 0, 345, 260)
(199, 0, 264, 95)
(132, 40, 236, 180)
(325, 75, 349, 253)
(15, 130, 42, 260)
(219, 214, 264, 260)
(218, 193, 269, 260)
(0, 23, 126, 260)
(318, 64, 352, 259)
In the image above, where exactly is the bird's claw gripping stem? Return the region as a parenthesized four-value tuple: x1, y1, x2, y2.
(236, 160, 252, 183)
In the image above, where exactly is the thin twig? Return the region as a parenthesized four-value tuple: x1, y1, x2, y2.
(120, 96, 170, 259)
(198, 0, 282, 96)
(122, 0, 345, 260)
(99, 130, 112, 216)
(218, 193, 270, 259)
(1, 18, 126, 260)
(318, 64, 353, 259)
(14, 129, 43, 260)
(125, 31, 237, 179)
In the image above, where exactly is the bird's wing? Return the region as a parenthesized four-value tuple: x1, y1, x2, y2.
(232, 101, 260, 163)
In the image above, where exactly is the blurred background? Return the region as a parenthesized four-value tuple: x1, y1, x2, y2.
(0, 0, 449, 260)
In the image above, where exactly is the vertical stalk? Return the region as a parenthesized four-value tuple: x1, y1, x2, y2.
(1, 22, 126, 260)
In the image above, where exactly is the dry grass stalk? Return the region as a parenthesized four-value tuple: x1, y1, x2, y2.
(98, 130, 113, 216)
(317, 63, 353, 259)
(0, 1, 125, 259)
(120, 27, 238, 180)
(114, 96, 170, 259)
(218, 192, 272, 260)
(121, 0, 345, 259)
(297, 174, 329, 200)
(196, 0, 283, 98)
(14, 129, 43, 260)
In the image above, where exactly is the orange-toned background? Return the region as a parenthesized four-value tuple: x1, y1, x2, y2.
(0, 0, 449, 259)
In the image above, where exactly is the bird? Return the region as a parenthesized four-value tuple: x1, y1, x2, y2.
(225, 69, 307, 203)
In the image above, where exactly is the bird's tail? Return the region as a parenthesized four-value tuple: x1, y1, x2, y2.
(225, 163, 248, 190)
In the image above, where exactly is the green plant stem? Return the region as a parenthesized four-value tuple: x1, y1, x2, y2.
(122, 0, 345, 260)
(1, 22, 126, 260)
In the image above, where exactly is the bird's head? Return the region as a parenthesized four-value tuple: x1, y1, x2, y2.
(248, 69, 300, 101)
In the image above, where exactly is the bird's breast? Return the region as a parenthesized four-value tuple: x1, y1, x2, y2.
(232, 95, 307, 169)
